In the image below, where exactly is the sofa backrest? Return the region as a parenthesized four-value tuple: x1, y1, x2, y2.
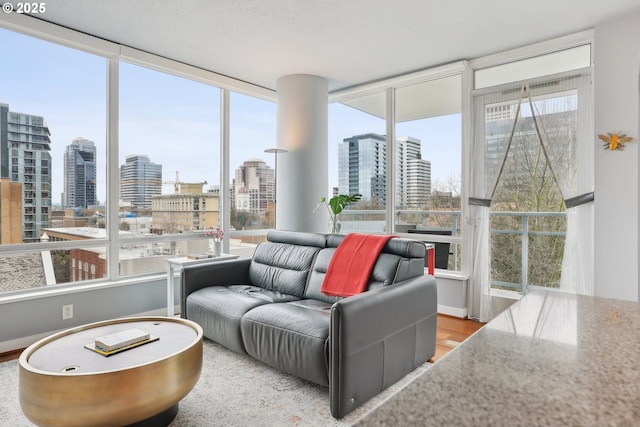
(305, 234, 426, 303)
(249, 230, 325, 298)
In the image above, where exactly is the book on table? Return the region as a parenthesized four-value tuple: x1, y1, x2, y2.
(94, 328, 150, 352)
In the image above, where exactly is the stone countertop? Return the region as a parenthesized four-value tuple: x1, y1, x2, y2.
(356, 290, 640, 427)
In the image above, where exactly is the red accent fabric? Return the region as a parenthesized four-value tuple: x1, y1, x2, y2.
(321, 233, 395, 297)
(427, 245, 435, 276)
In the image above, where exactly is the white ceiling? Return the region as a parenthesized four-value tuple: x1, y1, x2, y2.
(30, 0, 640, 92)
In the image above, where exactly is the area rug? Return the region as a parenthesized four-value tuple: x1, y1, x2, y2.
(0, 338, 430, 426)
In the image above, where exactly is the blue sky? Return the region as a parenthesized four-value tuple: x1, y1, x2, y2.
(0, 28, 461, 205)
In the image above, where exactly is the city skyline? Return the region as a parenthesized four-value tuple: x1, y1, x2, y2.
(0, 27, 461, 210)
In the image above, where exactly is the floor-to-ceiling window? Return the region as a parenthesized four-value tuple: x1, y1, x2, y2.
(228, 91, 277, 256)
(117, 62, 221, 276)
(469, 42, 593, 320)
(0, 28, 108, 290)
(329, 66, 464, 272)
(327, 91, 387, 233)
(394, 75, 462, 271)
(0, 23, 273, 296)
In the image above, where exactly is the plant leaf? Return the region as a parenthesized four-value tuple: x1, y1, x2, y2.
(329, 196, 342, 215)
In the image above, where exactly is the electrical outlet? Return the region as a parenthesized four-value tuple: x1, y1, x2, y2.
(62, 304, 73, 320)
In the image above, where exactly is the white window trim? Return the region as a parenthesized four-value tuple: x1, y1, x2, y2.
(469, 30, 593, 74)
(329, 61, 466, 103)
(329, 61, 468, 273)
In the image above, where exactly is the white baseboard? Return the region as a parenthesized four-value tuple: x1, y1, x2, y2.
(0, 331, 56, 354)
(437, 304, 468, 318)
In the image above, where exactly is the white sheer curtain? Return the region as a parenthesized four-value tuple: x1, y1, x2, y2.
(468, 70, 593, 322)
(526, 73, 594, 295)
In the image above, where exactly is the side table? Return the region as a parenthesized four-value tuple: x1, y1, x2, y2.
(166, 254, 239, 316)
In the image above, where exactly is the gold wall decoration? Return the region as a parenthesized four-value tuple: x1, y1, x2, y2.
(598, 132, 634, 151)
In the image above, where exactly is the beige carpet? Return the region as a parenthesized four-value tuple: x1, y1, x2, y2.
(1, 338, 430, 426)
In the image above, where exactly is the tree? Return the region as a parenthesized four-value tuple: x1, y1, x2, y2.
(232, 211, 254, 230)
(489, 107, 573, 290)
(51, 250, 70, 284)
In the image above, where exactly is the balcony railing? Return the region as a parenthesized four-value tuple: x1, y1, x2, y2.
(337, 209, 566, 293)
(490, 211, 566, 294)
(224, 208, 566, 294)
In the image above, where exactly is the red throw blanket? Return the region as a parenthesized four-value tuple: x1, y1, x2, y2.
(321, 233, 395, 297)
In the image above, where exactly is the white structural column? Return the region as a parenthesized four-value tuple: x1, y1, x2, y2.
(276, 74, 328, 232)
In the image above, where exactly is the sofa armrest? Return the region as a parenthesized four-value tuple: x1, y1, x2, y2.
(180, 258, 252, 318)
(329, 275, 437, 418)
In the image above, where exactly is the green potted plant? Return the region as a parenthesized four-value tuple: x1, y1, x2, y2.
(314, 193, 362, 233)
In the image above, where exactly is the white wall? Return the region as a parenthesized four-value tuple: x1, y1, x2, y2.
(594, 8, 640, 301)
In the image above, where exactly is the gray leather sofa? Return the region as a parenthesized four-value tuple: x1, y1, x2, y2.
(180, 230, 437, 418)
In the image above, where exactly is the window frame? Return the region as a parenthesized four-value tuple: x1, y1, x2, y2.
(467, 31, 594, 306)
(329, 62, 467, 272)
(0, 14, 275, 297)
(0, 13, 594, 298)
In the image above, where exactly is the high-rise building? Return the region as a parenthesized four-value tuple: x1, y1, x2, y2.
(338, 133, 431, 208)
(339, 133, 387, 204)
(397, 136, 431, 207)
(232, 158, 274, 214)
(0, 103, 52, 243)
(63, 137, 96, 208)
(120, 154, 162, 210)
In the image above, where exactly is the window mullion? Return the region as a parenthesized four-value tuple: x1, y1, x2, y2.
(106, 58, 120, 281)
(220, 88, 230, 253)
(385, 87, 395, 233)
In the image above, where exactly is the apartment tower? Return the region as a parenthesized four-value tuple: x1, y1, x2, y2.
(63, 137, 97, 208)
(119, 154, 162, 210)
(338, 133, 387, 205)
(0, 103, 52, 243)
(397, 136, 431, 208)
(338, 133, 431, 208)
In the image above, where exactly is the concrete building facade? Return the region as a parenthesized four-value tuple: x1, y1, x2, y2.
(0, 103, 52, 243)
(151, 183, 220, 234)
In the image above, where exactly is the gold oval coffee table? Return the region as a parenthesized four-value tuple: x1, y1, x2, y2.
(19, 316, 203, 427)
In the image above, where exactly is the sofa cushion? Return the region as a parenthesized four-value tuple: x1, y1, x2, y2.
(305, 236, 426, 303)
(326, 234, 426, 281)
(249, 242, 321, 298)
(186, 285, 300, 354)
(266, 230, 327, 247)
(327, 233, 426, 259)
(306, 248, 402, 302)
(241, 299, 332, 387)
(305, 248, 343, 304)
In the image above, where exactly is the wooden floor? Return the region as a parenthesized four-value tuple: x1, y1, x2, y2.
(431, 314, 484, 363)
(0, 314, 483, 364)
(0, 348, 22, 363)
